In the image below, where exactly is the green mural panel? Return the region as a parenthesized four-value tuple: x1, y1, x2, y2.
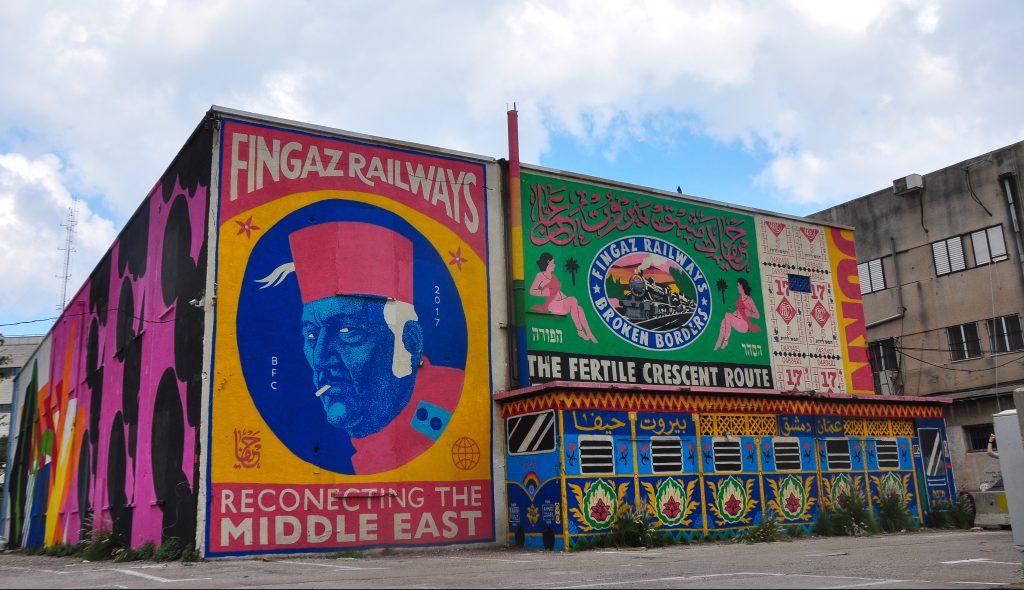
(521, 171, 772, 389)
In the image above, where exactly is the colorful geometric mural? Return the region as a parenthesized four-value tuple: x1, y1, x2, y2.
(207, 120, 493, 555)
(3, 122, 213, 549)
(520, 171, 774, 390)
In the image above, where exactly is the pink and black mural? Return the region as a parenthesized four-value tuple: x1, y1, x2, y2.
(3, 122, 213, 549)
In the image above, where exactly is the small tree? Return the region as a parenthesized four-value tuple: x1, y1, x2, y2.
(564, 258, 580, 286)
(0, 335, 11, 374)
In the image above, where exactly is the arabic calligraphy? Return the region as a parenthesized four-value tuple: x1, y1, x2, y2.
(638, 417, 689, 436)
(234, 428, 262, 469)
(778, 416, 814, 437)
(528, 183, 751, 272)
(572, 412, 627, 432)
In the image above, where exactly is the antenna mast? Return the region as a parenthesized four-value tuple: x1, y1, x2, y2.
(57, 198, 79, 311)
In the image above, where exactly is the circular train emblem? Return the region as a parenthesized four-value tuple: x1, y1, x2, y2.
(589, 236, 712, 350)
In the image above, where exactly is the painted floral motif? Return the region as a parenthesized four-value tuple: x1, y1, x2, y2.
(707, 476, 757, 525)
(871, 472, 912, 507)
(527, 505, 540, 526)
(568, 479, 629, 531)
(641, 478, 697, 527)
(821, 473, 865, 511)
(767, 475, 816, 521)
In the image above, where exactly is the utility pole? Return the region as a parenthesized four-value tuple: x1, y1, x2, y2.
(57, 198, 79, 311)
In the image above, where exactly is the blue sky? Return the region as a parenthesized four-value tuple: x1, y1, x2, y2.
(2, 0, 1023, 337)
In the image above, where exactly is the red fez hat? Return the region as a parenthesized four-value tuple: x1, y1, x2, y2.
(288, 222, 414, 304)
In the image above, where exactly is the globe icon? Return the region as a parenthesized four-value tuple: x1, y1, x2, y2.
(451, 437, 481, 470)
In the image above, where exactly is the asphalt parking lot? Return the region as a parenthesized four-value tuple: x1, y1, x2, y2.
(0, 529, 1020, 589)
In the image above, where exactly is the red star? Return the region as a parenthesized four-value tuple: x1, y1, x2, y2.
(448, 246, 469, 271)
(236, 216, 261, 239)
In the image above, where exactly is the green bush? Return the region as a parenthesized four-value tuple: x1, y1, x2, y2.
(785, 525, 807, 539)
(153, 538, 184, 562)
(930, 495, 975, 529)
(610, 506, 658, 548)
(82, 530, 124, 561)
(815, 490, 878, 537)
(876, 492, 916, 533)
(738, 510, 785, 544)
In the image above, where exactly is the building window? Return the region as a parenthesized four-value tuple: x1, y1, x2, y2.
(947, 322, 982, 361)
(868, 339, 899, 372)
(650, 437, 683, 473)
(506, 410, 556, 455)
(987, 315, 1024, 354)
(965, 424, 995, 452)
(932, 236, 966, 276)
(824, 438, 852, 470)
(578, 435, 615, 474)
(712, 439, 742, 472)
(772, 438, 803, 471)
(971, 226, 1008, 266)
(857, 258, 885, 294)
(874, 439, 900, 470)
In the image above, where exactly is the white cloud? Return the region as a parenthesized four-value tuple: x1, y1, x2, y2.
(0, 153, 116, 328)
(0, 0, 1022, 320)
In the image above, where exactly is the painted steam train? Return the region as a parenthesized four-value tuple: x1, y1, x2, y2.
(620, 273, 696, 322)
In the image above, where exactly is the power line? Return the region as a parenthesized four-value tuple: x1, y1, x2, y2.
(0, 308, 179, 329)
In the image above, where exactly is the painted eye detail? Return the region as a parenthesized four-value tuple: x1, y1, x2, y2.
(307, 332, 316, 341)
(339, 327, 351, 334)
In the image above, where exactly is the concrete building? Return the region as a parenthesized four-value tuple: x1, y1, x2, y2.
(0, 336, 44, 438)
(810, 141, 1024, 493)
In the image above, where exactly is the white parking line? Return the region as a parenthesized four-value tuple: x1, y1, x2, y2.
(560, 572, 783, 588)
(447, 556, 542, 563)
(942, 558, 1020, 565)
(113, 569, 212, 583)
(280, 560, 386, 571)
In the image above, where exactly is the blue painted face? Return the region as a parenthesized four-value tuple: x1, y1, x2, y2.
(301, 296, 419, 438)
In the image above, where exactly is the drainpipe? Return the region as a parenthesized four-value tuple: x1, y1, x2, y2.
(865, 236, 906, 329)
(507, 106, 530, 387)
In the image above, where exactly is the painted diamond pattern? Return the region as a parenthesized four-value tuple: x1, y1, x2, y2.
(811, 301, 830, 327)
(776, 297, 797, 324)
(799, 227, 820, 243)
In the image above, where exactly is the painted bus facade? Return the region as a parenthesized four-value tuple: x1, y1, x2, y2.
(500, 384, 954, 550)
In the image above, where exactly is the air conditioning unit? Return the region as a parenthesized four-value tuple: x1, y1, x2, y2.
(875, 370, 899, 395)
(893, 174, 924, 196)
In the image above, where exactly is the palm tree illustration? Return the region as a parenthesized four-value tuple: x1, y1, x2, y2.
(716, 278, 728, 303)
(564, 257, 580, 286)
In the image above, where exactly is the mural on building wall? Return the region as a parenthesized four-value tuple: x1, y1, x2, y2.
(208, 120, 492, 555)
(826, 227, 873, 394)
(502, 391, 944, 550)
(3, 125, 213, 549)
(521, 172, 774, 390)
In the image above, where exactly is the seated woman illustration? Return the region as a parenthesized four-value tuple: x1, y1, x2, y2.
(714, 277, 761, 351)
(530, 252, 598, 343)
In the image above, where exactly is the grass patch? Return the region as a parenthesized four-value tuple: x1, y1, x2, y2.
(326, 550, 365, 559)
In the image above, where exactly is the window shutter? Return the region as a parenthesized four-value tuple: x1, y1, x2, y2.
(858, 262, 871, 294)
(972, 229, 992, 265)
(948, 237, 966, 272)
(933, 241, 951, 275)
(988, 226, 1008, 261)
(868, 259, 884, 291)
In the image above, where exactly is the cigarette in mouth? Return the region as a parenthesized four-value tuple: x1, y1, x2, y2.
(315, 384, 331, 398)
